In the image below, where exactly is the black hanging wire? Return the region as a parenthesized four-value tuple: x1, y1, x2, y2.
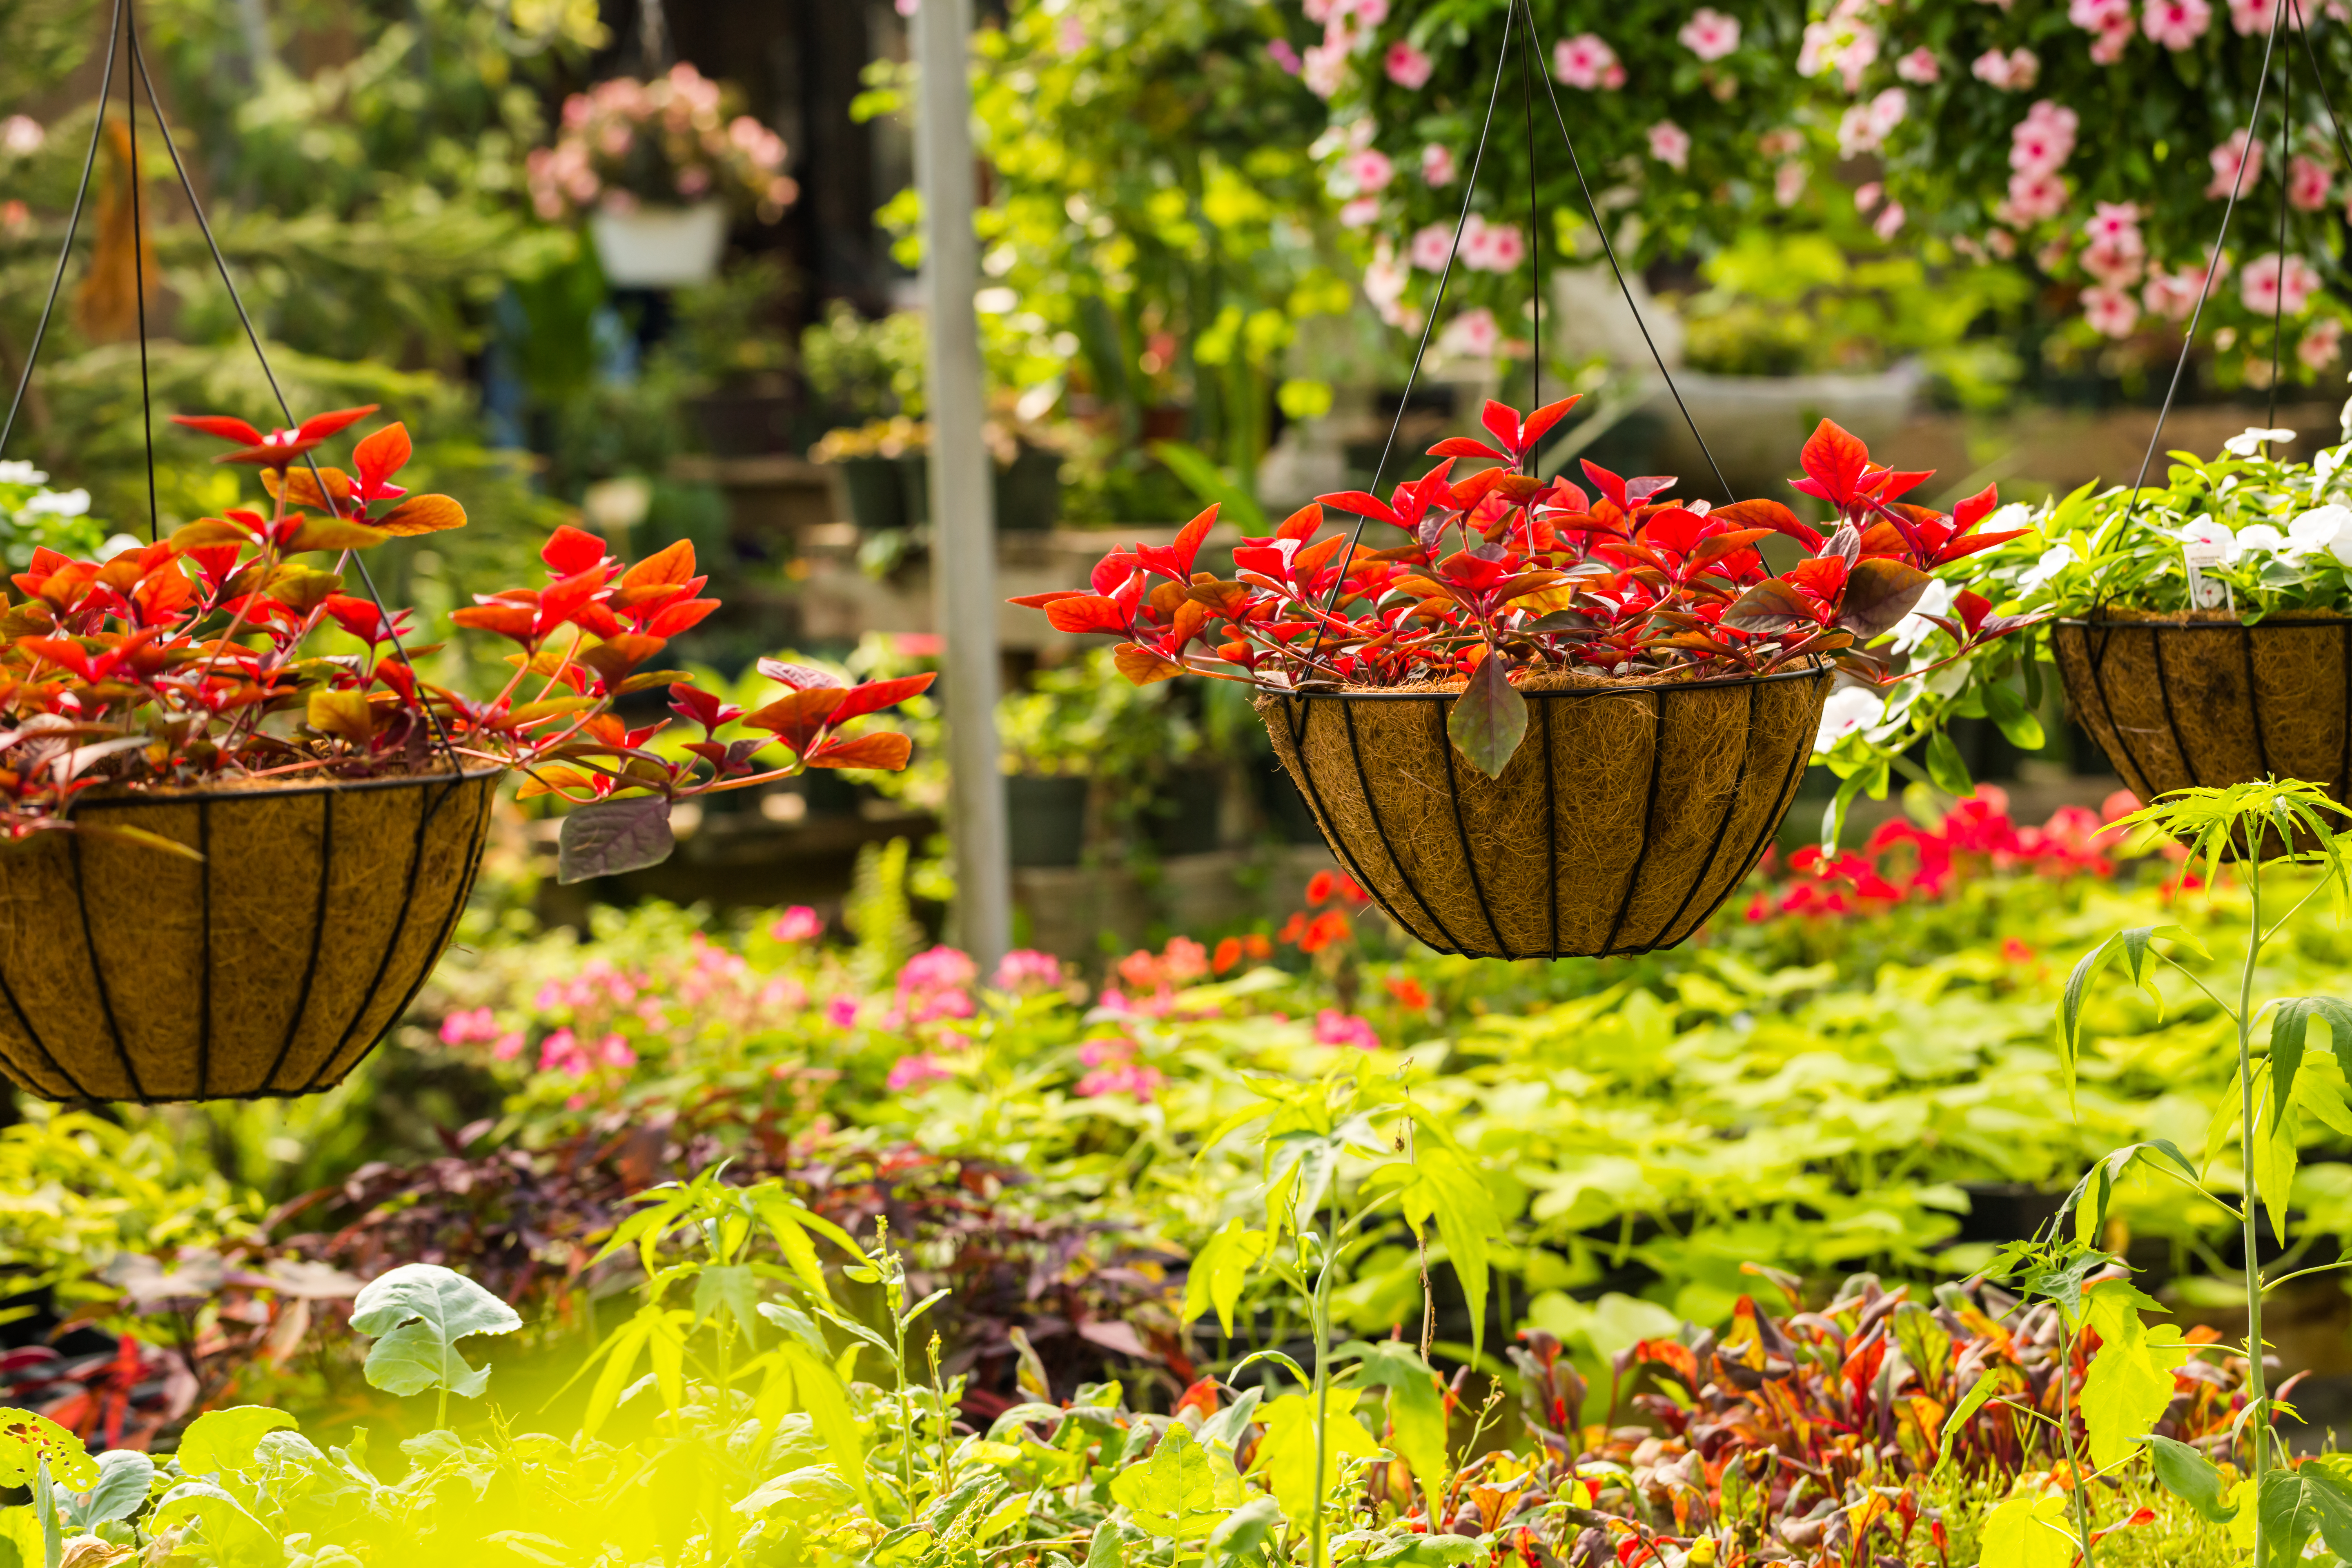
(1301, 0, 1517, 667)
(1521, 13, 1542, 443)
(0, 0, 125, 459)
(2270, 24, 2292, 426)
(124, 0, 158, 543)
(1512, 0, 1734, 503)
(118, 16, 466, 772)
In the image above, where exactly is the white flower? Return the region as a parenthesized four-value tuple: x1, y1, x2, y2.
(1815, 684, 1889, 752)
(0, 460, 46, 486)
(1888, 577, 1956, 655)
(2018, 542, 2077, 592)
(2316, 443, 2350, 484)
(2236, 522, 2287, 552)
(97, 533, 145, 560)
(2286, 503, 2352, 562)
(22, 487, 89, 518)
(2174, 518, 2240, 560)
(2223, 425, 2297, 457)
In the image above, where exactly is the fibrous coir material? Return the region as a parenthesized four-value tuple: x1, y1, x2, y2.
(1257, 666, 1831, 959)
(2054, 613, 2351, 800)
(0, 767, 497, 1102)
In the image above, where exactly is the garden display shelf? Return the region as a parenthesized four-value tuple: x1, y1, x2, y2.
(1259, 666, 1830, 960)
(0, 767, 497, 1103)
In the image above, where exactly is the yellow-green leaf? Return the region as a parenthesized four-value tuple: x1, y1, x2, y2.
(2080, 1282, 2193, 1473)
(1251, 1393, 1378, 1528)
(1181, 1219, 1266, 1337)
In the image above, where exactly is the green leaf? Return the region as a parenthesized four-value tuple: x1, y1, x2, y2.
(349, 1263, 523, 1401)
(1203, 1495, 1284, 1568)
(692, 1264, 762, 1343)
(1084, 1517, 1151, 1568)
(149, 1480, 275, 1565)
(779, 1341, 871, 1511)
(64, 1448, 153, 1528)
(1981, 680, 2046, 749)
(1181, 1219, 1267, 1337)
(2056, 926, 2199, 1106)
(0, 1410, 96, 1491)
(1924, 727, 1973, 797)
(1976, 1488, 2076, 1568)
(2267, 997, 2352, 1129)
(1338, 1340, 1449, 1508)
(557, 795, 677, 884)
(1107, 1427, 1239, 1540)
(2080, 1283, 2192, 1471)
(1250, 1393, 1379, 1528)
(1936, 1370, 2010, 1472)
(2144, 1434, 2240, 1524)
(1446, 655, 1527, 779)
(1366, 1538, 1484, 1568)
(1147, 440, 1267, 532)
(1371, 1145, 1503, 1359)
(175, 1407, 297, 1479)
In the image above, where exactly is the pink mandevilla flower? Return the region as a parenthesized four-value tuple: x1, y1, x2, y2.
(2082, 284, 2142, 338)
(2144, 0, 2214, 50)
(2242, 252, 2322, 316)
(1678, 7, 1742, 60)
(1385, 40, 1433, 88)
(2230, 0, 2310, 33)
(1895, 47, 1941, 82)
(1461, 214, 1527, 271)
(1552, 33, 1625, 91)
(1339, 197, 1381, 228)
(1648, 120, 1693, 172)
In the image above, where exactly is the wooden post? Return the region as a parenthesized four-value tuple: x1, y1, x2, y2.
(913, 0, 1011, 969)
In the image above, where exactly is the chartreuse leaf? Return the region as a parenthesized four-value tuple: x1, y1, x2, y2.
(1936, 1369, 2014, 1472)
(1182, 1219, 1267, 1336)
(349, 1263, 522, 1399)
(0, 1410, 97, 1491)
(1107, 1426, 1240, 1540)
(1250, 1393, 1379, 1528)
(2062, 1140, 2201, 1250)
(1204, 1495, 1284, 1568)
(1976, 1487, 2076, 1568)
(776, 1341, 871, 1512)
(1447, 653, 1527, 779)
(176, 1406, 297, 1478)
(2268, 997, 2352, 1127)
(1338, 1340, 1449, 1510)
(2143, 1434, 2239, 1524)
(1366, 1537, 1483, 1568)
(2056, 926, 2201, 1106)
(150, 1479, 275, 1564)
(2079, 1281, 2192, 1472)
(1366, 1146, 1503, 1358)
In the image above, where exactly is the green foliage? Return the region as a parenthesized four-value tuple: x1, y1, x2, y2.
(349, 1264, 523, 1406)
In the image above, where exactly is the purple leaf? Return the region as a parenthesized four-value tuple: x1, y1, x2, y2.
(1447, 654, 1528, 779)
(557, 795, 676, 884)
(755, 657, 845, 690)
(1719, 578, 1816, 635)
(1837, 557, 1931, 641)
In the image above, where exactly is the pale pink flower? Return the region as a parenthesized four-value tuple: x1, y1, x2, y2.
(2083, 285, 2142, 338)
(1758, 127, 1807, 158)
(1678, 7, 1742, 60)
(2010, 117, 2074, 175)
(2003, 168, 2071, 223)
(2082, 200, 2143, 246)
(1873, 200, 1907, 240)
(1339, 196, 1381, 227)
(1553, 33, 1625, 91)
(2299, 316, 2345, 369)
(1363, 242, 1412, 327)
(2069, 0, 2136, 27)
(1302, 40, 1348, 97)
(1077, 1035, 1134, 1067)
(758, 976, 810, 1011)
(1869, 87, 1909, 137)
(0, 116, 41, 156)
(2081, 238, 2146, 286)
(771, 905, 824, 942)
(2230, 0, 2312, 32)
(1647, 120, 1693, 172)
(2142, 265, 2207, 321)
(887, 1053, 953, 1090)
(1855, 181, 1884, 213)
(1895, 47, 1942, 82)
(1353, 0, 1391, 25)
(993, 948, 1065, 991)
(1461, 214, 1527, 270)
(1987, 227, 2019, 258)
(1385, 40, 1433, 87)
(1268, 38, 1303, 74)
(2144, 0, 2214, 49)
(1344, 148, 1394, 194)
(1972, 47, 2041, 87)
(1421, 143, 1457, 185)
(2090, 19, 2137, 59)
(1775, 160, 1810, 207)
(1314, 1009, 1381, 1050)
(1056, 14, 1087, 55)
(2289, 155, 2334, 211)
(1437, 306, 1501, 359)
(2208, 129, 2265, 198)
(1798, 3, 1880, 90)
(2242, 252, 2322, 315)
(1409, 222, 1456, 270)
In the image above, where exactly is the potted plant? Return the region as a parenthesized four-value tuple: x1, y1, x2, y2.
(1017, 398, 2027, 958)
(526, 63, 797, 289)
(996, 648, 1203, 867)
(0, 404, 927, 1105)
(1819, 427, 2352, 836)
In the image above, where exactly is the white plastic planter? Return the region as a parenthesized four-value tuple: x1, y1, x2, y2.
(590, 200, 728, 288)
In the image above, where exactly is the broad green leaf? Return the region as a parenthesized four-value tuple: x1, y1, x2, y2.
(692, 1264, 762, 1343)
(1251, 1393, 1379, 1528)
(1084, 1518, 1150, 1568)
(1196, 1388, 1263, 1457)
(0, 1410, 96, 1490)
(732, 1464, 856, 1522)
(1366, 1537, 1484, 1568)
(1203, 1495, 1284, 1568)
(1182, 1220, 1267, 1336)
(175, 1407, 296, 1479)
(1338, 1340, 1449, 1509)
(65, 1448, 154, 1528)
(150, 1480, 275, 1566)
(2143, 1434, 2239, 1523)
(779, 1341, 871, 1510)
(2267, 1457, 2352, 1568)
(2080, 1283, 2192, 1471)
(1371, 1146, 1503, 1359)
(1982, 681, 2045, 749)
(1925, 727, 1973, 797)
(1107, 1427, 1238, 1540)
(2268, 998, 2352, 1129)
(1447, 654, 1527, 779)
(349, 1263, 522, 1400)
(1976, 1488, 2075, 1568)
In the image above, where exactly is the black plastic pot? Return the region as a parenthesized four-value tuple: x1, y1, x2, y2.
(1006, 775, 1089, 868)
(837, 457, 906, 532)
(1148, 766, 1226, 857)
(690, 394, 797, 458)
(893, 448, 1063, 534)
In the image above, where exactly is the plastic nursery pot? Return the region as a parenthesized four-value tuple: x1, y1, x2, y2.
(588, 200, 728, 289)
(835, 457, 907, 533)
(2054, 611, 2352, 818)
(0, 766, 499, 1104)
(1005, 773, 1090, 869)
(1147, 764, 1226, 858)
(1257, 666, 1832, 960)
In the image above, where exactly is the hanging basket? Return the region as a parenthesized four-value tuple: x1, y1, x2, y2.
(0, 767, 498, 1104)
(589, 200, 729, 288)
(2052, 612, 2352, 805)
(1257, 666, 1831, 960)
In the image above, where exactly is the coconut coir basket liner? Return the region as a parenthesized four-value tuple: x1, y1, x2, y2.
(1258, 665, 1831, 960)
(2053, 612, 2352, 801)
(0, 765, 498, 1103)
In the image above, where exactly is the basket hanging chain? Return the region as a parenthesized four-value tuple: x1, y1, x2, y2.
(2271, 18, 2293, 427)
(125, 0, 160, 544)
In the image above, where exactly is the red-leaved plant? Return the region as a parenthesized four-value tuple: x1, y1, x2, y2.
(1017, 400, 2033, 773)
(0, 405, 929, 880)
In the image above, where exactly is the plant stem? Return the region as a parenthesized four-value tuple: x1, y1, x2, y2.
(1310, 1185, 1336, 1568)
(2058, 1310, 2096, 1568)
(2240, 856, 2270, 1560)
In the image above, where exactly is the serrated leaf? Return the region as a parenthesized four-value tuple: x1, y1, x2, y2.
(557, 795, 677, 884)
(1446, 654, 1526, 778)
(1109, 1426, 1238, 1539)
(2080, 1283, 2192, 1471)
(1251, 1393, 1379, 1528)
(349, 1263, 521, 1400)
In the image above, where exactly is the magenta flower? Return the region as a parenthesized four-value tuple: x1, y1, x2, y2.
(771, 905, 824, 942)
(993, 948, 1065, 991)
(539, 1028, 590, 1077)
(888, 1053, 953, 1091)
(438, 1007, 499, 1047)
(1314, 1009, 1381, 1050)
(825, 996, 862, 1029)
(1076, 1062, 1164, 1102)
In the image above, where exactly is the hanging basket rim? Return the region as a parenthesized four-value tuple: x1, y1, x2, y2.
(1255, 663, 1831, 705)
(2059, 612, 2350, 630)
(56, 761, 503, 816)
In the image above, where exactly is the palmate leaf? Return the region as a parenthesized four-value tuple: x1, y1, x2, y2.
(2259, 1459, 2352, 1568)
(2080, 1282, 2193, 1471)
(1107, 1426, 1241, 1540)
(2056, 926, 2203, 1108)
(1181, 1218, 1267, 1336)
(2266, 996, 2352, 1127)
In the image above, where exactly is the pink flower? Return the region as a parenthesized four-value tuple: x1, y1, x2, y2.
(1385, 40, 1433, 87)
(2010, 115, 2074, 175)
(1420, 143, 1456, 185)
(2082, 200, 2143, 246)
(1987, 228, 2018, 258)
(492, 1031, 526, 1062)
(2300, 316, 2345, 369)
(2090, 19, 2136, 60)
(2080, 237, 2145, 285)
(1339, 196, 1382, 227)
(2069, 0, 2136, 28)
(2143, 0, 2213, 49)
(899, 946, 977, 992)
(1268, 38, 1303, 74)
(1345, 148, 1395, 194)
(2290, 155, 2334, 211)
(2082, 284, 2142, 337)
(1895, 47, 1941, 82)
(887, 1053, 953, 1091)
(825, 996, 862, 1029)
(1798, 3, 1880, 90)
(1855, 181, 1884, 213)
(758, 976, 810, 1011)
(1758, 127, 1807, 158)
(1971, 47, 2040, 87)
(1647, 120, 1693, 172)
(1461, 214, 1526, 271)
(1056, 14, 1087, 54)
(2143, 261, 2216, 320)
(993, 949, 1064, 991)
(2242, 252, 2322, 315)
(1302, 41, 1348, 97)
(1077, 1035, 1133, 1067)
(0, 116, 41, 156)
(1075, 1062, 1163, 1102)
(595, 1033, 637, 1069)
(2003, 168, 2071, 223)
(1678, 7, 1742, 60)
(1409, 223, 1456, 270)
(438, 1007, 499, 1047)
(1552, 33, 1624, 91)
(2208, 129, 2265, 198)
(539, 1028, 590, 1076)
(1873, 200, 1907, 240)
(1436, 306, 1501, 359)
(1314, 1008, 1381, 1050)
(2230, 0, 2310, 32)
(771, 905, 824, 942)
(1775, 160, 1810, 207)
